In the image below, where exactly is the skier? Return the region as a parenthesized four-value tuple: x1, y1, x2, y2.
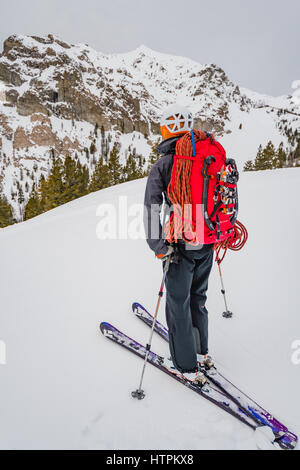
(144, 105, 216, 385)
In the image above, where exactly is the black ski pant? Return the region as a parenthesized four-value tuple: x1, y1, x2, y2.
(165, 243, 214, 373)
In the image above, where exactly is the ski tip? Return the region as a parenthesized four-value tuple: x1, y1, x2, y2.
(275, 431, 298, 450)
(132, 302, 143, 313)
(99, 322, 112, 334)
(255, 426, 298, 451)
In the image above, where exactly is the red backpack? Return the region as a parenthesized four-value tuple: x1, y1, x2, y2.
(165, 130, 239, 245)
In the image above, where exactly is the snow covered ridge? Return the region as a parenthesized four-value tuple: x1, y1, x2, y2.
(0, 34, 299, 216)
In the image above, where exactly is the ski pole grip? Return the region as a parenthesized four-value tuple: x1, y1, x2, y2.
(163, 255, 172, 273)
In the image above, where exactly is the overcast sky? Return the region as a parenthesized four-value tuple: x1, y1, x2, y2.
(1, 0, 299, 96)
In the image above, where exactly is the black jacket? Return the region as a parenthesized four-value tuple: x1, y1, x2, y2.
(143, 136, 180, 255)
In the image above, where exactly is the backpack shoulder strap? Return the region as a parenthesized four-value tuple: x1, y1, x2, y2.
(205, 132, 214, 144)
(190, 130, 196, 156)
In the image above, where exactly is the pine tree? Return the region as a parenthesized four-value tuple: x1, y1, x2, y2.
(243, 160, 254, 171)
(136, 154, 145, 178)
(253, 145, 263, 170)
(16, 182, 25, 220)
(38, 174, 47, 212)
(123, 153, 144, 181)
(123, 153, 136, 181)
(146, 140, 161, 174)
(108, 144, 123, 185)
(43, 156, 64, 211)
(262, 141, 276, 170)
(24, 184, 42, 220)
(17, 183, 25, 205)
(89, 157, 111, 192)
(90, 142, 96, 155)
(273, 142, 286, 169)
(75, 159, 89, 198)
(0, 194, 15, 227)
(58, 156, 89, 204)
(253, 142, 274, 170)
(61, 155, 78, 203)
(103, 138, 109, 161)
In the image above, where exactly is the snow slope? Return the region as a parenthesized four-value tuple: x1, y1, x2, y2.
(0, 168, 299, 450)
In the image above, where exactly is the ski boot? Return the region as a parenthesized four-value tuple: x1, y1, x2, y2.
(163, 358, 207, 386)
(197, 354, 214, 370)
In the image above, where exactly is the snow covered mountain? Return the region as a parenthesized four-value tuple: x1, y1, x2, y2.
(0, 34, 299, 215)
(0, 168, 299, 450)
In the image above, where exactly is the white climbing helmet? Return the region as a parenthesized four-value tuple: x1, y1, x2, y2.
(160, 105, 193, 139)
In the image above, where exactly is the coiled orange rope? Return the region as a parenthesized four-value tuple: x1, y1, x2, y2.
(214, 220, 248, 264)
(165, 130, 208, 244)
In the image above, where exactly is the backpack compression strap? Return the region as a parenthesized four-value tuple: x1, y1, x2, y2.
(201, 155, 216, 232)
(191, 130, 219, 236)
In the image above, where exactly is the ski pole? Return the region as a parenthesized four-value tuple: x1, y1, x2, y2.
(217, 260, 233, 319)
(132, 255, 172, 400)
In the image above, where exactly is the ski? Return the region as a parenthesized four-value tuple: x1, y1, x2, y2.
(132, 302, 298, 450)
(100, 321, 296, 450)
(100, 321, 259, 430)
